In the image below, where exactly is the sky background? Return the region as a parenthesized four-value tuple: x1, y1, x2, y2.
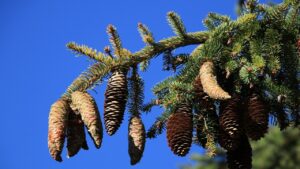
(0, 0, 281, 169)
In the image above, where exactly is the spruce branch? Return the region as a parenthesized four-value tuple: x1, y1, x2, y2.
(62, 31, 208, 98)
(167, 11, 187, 38)
(128, 65, 144, 117)
(146, 111, 170, 139)
(107, 24, 123, 57)
(142, 99, 162, 113)
(67, 42, 111, 63)
(138, 23, 155, 45)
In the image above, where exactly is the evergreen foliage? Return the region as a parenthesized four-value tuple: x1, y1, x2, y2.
(48, 0, 300, 167)
(180, 127, 300, 169)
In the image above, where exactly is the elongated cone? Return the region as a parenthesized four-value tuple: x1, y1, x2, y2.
(219, 96, 242, 139)
(245, 93, 268, 140)
(128, 116, 146, 165)
(227, 135, 252, 169)
(219, 96, 242, 151)
(66, 110, 88, 158)
(104, 69, 128, 135)
(199, 61, 231, 100)
(71, 91, 103, 148)
(167, 103, 193, 156)
(48, 99, 69, 162)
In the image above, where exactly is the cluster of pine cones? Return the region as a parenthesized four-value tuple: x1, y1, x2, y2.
(48, 61, 269, 168)
(218, 93, 268, 169)
(48, 69, 145, 165)
(165, 62, 269, 169)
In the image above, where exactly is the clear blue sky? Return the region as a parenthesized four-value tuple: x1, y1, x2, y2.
(0, 0, 281, 169)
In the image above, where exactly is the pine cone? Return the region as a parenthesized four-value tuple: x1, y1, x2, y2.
(219, 96, 242, 139)
(48, 99, 70, 162)
(218, 127, 239, 151)
(66, 110, 88, 158)
(71, 91, 103, 148)
(104, 69, 128, 135)
(199, 61, 231, 100)
(245, 93, 268, 140)
(128, 116, 146, 165)
(218, 96, 242, 151)
(167, 103, 193, 156)
(227, 135, 252, 169)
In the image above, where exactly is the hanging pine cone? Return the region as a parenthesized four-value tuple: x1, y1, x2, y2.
(244, 93, 268, 140)
(128, 116, 146, 165)
(48, 99, 70, 162)
(218, 127, 239, 151)
(104, 69, 128, 135)
(71, 91, 103, 148)
(167, 103, 193, 156)
(218, 96, 242, 151)
(227, 135, 252, 169)
(66, 110, 88, 158)
(199, 61, 231, 100)
(219, 96, 242, 139)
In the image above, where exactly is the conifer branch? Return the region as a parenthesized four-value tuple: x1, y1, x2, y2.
(107, 24, 123, 57)
(138, 23, 155, 45)
(67, 42, 111, 63)
(128, 65, 144, 117)
(167, 11, 187, 38)
(62, 31, 208, 98)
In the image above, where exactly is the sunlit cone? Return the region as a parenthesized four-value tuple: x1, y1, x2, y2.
(128, 116, 146, 165)
(167, 103, 193, 156)
(48, 99, 70, 162)
(227, 135, 252, 169)
(104, 69, 128, 135)
(66, 110, 88, 158)
(245, 93, 268, 140)
(71, 91, 103, 148)
(199, 61, 231, 100)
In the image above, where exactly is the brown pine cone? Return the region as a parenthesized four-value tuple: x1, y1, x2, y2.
(219, 96, 242, 139)
(104, 69, 128, 135)
(128, 116, 146, 165)
(245, 93, 268, 140)
(66, 110, 88, 158)
(71, 91, 103, 148)
(167, 103, 193, 156)
(218, 127, 239, 151)
(48, 99, 70, 162)
(227, 135, 252, 169)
